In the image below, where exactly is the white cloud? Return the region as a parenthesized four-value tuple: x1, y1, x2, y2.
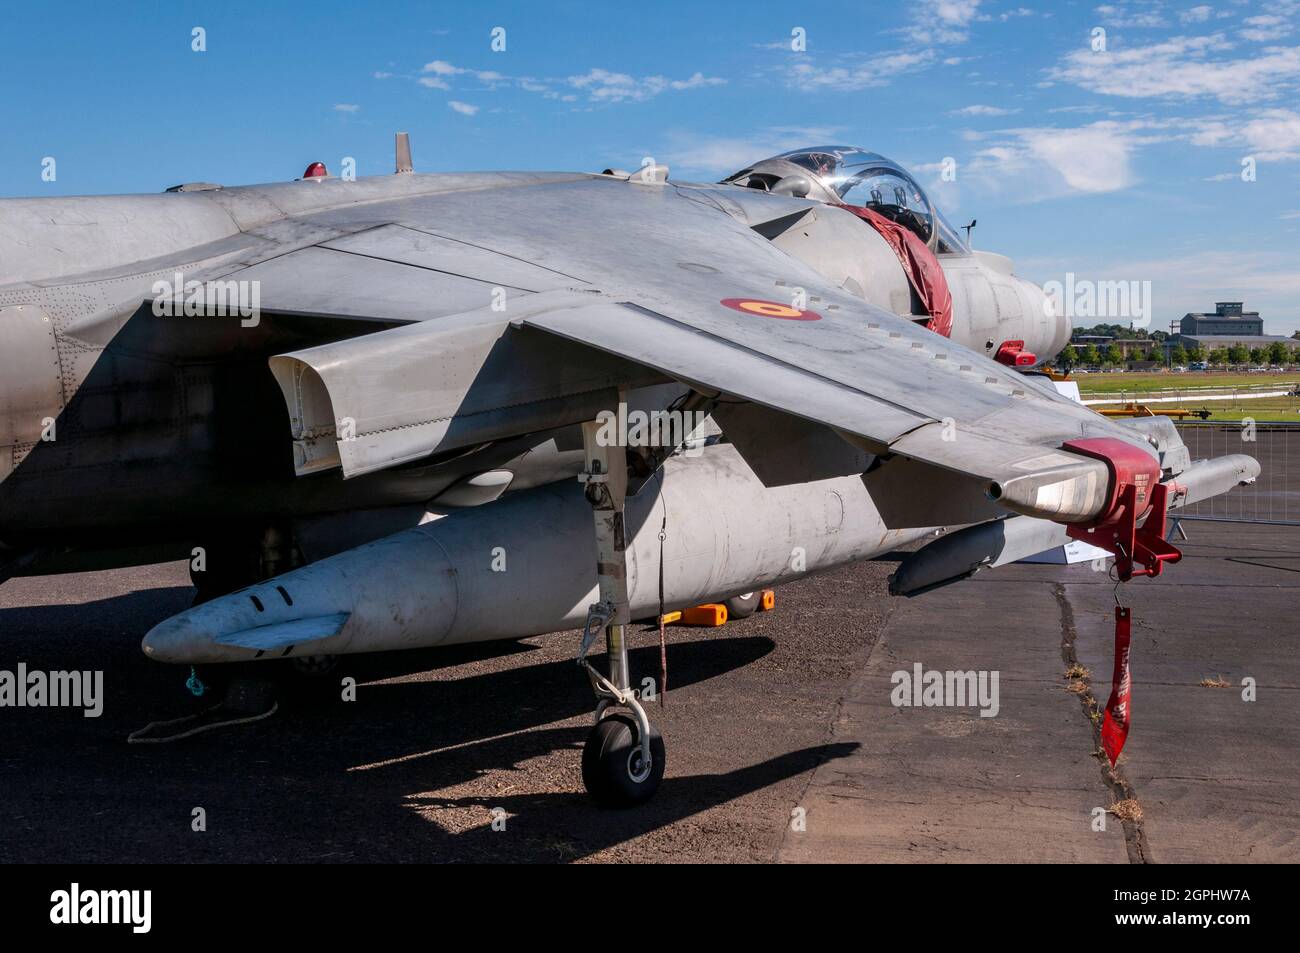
(566, 68, 725, 102)
(668, 71, 728, 91)
(1180, 5, 1214, 25)
(1241, 15, 1293, 42)
(786, 50, 936, 91)
(932, 121, 1160, 205)
(447, 100, 479, 116)
(422, 59, 461, 76)
(1021, 125, 1136, 191)
(1190, 108, 1300, 159)
(418, 60, 512, 86)
(906, 0, 984, 44)
(408, 57, 725, 105)
(1094, 4, 1168, 28)
(1239, 108, 1300, 159)
(951, 104, 1021, 116)
(1051, 33, 1300, 104)
(372, 71, 393, 80)
(333, 103, 360, 114)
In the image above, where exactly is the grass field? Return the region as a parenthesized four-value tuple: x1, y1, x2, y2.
(1069, 371, 1300, 422)
(1071, 371, 1300, 394)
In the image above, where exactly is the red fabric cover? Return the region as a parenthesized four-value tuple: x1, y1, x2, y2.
(1101, 605, 1132, 766)
(832, 202, 953, 338)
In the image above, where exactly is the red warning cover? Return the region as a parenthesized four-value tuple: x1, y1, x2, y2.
(1101, 605, 1133, 766)
(833, 203, 953, 338)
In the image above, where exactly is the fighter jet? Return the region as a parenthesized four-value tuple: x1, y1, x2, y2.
(0, 137, 1258, 805)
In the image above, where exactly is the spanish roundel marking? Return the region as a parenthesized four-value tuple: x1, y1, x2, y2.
(719, 297, 821, 321)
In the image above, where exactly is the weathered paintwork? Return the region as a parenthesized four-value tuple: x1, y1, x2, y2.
(0, 150, 1247, 615)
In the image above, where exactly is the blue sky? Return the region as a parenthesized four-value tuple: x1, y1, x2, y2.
(2, 0, 1298, 332)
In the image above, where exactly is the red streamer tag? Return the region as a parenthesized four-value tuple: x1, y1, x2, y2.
(1101, 605, 1132, 766)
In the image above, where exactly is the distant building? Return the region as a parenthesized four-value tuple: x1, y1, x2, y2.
(1179, 302, 1263, 336)
(1175, 334, 1295, 354)
(1070, 334, 1114, 345)
(1165, 301, 1295, 357)
(1068, 337, 1158, 358)
(1068, 304, 1298, 364)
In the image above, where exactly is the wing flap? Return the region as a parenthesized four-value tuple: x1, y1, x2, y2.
(523, 299, 930, 449)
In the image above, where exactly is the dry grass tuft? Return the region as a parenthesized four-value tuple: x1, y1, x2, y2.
(1108, 799, 1143, 823)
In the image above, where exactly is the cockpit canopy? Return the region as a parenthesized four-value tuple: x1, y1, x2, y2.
(722, 146, 970, 255)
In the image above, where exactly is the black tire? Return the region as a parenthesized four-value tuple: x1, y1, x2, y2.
(274, 654, 348, 706)
(582, 713, 665, 807)
(725, 592, 760, 619)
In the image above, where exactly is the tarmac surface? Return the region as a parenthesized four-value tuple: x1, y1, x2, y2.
(0, 520, 1296, 863)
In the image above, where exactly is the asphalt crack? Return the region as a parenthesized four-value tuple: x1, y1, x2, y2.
(1053, 582, 1151, 864)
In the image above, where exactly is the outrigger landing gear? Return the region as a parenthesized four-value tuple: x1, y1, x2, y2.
(576, 416, 665, 807)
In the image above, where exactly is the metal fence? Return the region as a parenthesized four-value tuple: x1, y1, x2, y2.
(1175, 422, 1300, 525)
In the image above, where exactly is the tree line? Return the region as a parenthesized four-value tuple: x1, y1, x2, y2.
(1060, 340, 1299, 369)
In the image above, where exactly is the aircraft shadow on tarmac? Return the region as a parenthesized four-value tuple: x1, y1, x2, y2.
(403, 737, 861, 862)
(287, 639, 778, 771)
(0, 586, 196, 644)
(324, 634, 848, 861)
(1, 589, 844, 861)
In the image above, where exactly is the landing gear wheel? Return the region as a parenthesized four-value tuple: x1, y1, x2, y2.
(287, 654, 339, 678)
(275, 654, 346, 705)
(582, 713, 665, 807)
(725, 592, 760, 619)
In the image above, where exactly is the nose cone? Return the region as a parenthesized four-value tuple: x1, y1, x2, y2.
(1046, 287, 1073, 360)
(142, 611, 221, 665)
(1016, 276, 1072, 365)
(142, 575, 350, 665)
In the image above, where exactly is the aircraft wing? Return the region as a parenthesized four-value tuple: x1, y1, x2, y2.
(516, 294, 1127, 524)
(243, 175, 1152, 524)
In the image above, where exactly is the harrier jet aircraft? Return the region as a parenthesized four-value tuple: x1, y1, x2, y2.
(0, 138, 1258, 805)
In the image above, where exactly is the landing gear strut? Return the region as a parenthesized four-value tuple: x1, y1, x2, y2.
(576, 415, 665, 807)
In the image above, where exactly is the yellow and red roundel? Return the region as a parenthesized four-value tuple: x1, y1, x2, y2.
(719, 297, 821, 321)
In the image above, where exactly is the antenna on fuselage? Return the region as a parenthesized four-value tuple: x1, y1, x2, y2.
(395, 132, 413, 174)
(963, 219, 977, 245)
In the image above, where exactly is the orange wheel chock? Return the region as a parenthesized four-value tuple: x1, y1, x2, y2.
(759, 590, 776, 611)
(679, 604, 728, 627)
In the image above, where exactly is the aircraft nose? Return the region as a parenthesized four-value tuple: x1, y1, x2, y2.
(1016, 277, 1071, 363)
